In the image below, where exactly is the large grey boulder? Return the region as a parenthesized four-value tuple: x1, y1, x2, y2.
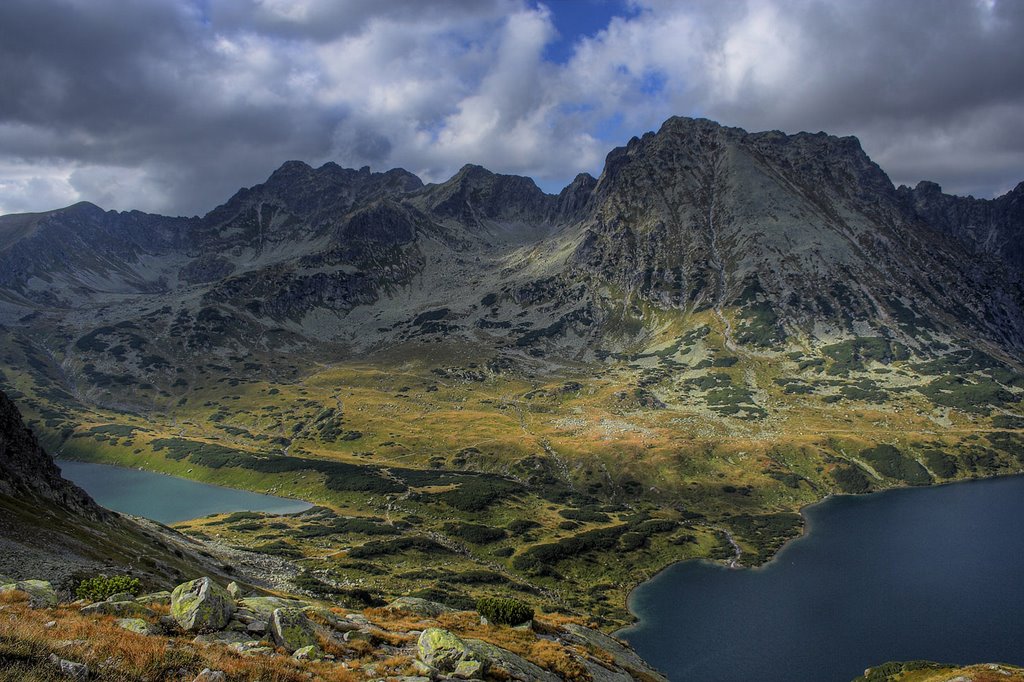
(416, 628, 482, 673)
(170, 578, 234, 632)
(270, 607, 320, 653)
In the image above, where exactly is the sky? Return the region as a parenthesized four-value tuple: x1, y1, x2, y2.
(0, 0, 1022, 217)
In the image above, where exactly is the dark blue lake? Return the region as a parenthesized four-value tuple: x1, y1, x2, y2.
(619, 475, 1024, 682)
(57, 459, 312, 524)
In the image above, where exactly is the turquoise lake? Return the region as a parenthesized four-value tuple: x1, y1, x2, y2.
(57, 459, 313, 523)
(618, 475, 1024, 682)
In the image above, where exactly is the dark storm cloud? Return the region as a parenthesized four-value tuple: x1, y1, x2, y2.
(0, 0, 1021, 215)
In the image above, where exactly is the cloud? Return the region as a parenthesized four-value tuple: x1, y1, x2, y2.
(0, 0, 1022, 216)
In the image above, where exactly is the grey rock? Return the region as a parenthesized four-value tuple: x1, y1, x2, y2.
(562, 624, 668, 682)
(292, 644, 322, 660)
(114, 618, 157, 635)
(170, 577, 234, 632)
(416, 627, 480, 673)
(47, 654, 88, 680)
(105, 591, 136, 602)
(193, 670, 226, 682)
(1, 580, 59, 608)
(270, 607, 320, 652)
(81, 600, 154, 618)
(136, 591, 172, 606)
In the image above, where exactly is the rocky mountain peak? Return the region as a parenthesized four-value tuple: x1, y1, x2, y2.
(424, 163, 554, 226)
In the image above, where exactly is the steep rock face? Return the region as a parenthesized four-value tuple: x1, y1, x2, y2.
(899, 180, 1024, 270)
(569, 116, 1024, 349)
(0, 389, 101, 517)
(421, 164, 554, 228)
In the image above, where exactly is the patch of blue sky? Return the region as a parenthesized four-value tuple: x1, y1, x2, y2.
(536, 0, 638, 64)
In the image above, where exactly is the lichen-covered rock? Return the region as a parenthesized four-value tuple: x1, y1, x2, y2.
(270, 608, 319, 653)
(136, 591, 172, 606)
(386, 596, 456, 618)
(0, 580, 58, 608)
(417, 628, 481, 673)
(465, 639, 559, 682)
(562, 624, 668, 682)
(81, 600, 155, 618)
(453, 659, 485, 679)
(114, 618, 157, 635)
(170, 578, 234, 632)
(105, 591, 136, 603)
(226, 581, 243, 599)
(292, 644, 322, 660)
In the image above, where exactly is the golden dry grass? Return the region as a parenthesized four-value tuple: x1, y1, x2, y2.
(0, 602, 359, 681)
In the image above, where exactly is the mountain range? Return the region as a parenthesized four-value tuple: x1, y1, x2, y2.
(1, 115, 1023, 631)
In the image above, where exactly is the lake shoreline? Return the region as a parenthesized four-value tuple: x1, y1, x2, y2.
(615, 470, 1024, 638)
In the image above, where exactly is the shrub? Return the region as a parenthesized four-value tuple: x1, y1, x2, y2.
(75, 575, 140, 601)
(476, 596, 534, 626)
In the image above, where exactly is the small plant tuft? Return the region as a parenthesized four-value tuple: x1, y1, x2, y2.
(476, 596, 534, 626)
(75, 574, 140, 601)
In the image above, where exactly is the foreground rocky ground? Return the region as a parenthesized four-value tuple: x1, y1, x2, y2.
(0, 575, 667, 681)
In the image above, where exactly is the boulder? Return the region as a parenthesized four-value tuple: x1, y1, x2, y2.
(193, 670, 226, 682)
(170, 578, 234, 632)
(270, 607, 319, 653)
(136, 591, 172, 606)
(416, 628, 481, 673)
(246, 620, 268, 634)
(561, 624, 668, 682)
(47, 654, 88, 680)
(292, 644, 322, 660)
(385, 596, 456, 618)
(105, 591, 136, 603)
(0, 580, 59, 608)
(81, 601, 155, 618)
(226, 581, 243, 599)
(114, 618, 157, 635)
(228, 641, 275, 655)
